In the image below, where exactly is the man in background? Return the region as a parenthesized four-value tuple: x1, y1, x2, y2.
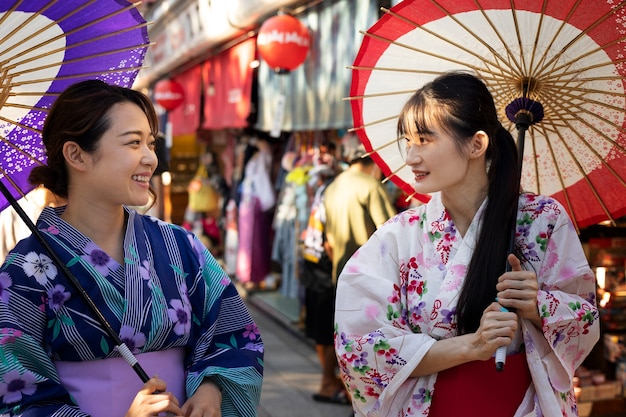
(323, 137, 396, 283)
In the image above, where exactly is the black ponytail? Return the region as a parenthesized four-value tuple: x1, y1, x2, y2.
(456, 124, 519, 334)
(397, 72, 520, 334)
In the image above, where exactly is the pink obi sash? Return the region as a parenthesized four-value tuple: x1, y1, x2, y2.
(55, 348, 186, 417)
(428, 353, 531, 417)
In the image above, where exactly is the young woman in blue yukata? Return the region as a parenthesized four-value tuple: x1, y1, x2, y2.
(0, 80, 263, 417)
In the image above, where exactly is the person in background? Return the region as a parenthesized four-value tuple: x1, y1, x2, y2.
(0, 80, 263, 416)
(0, 187, 64, 263)
(323, 138, 396, 284)
(318, 137, 395, 408)
(334, 72, 599, 416)
(300, 164, 348, 405)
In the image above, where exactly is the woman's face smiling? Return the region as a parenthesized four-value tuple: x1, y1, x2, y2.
(403, 119, 474, 196)
(85, 102, 158, 207)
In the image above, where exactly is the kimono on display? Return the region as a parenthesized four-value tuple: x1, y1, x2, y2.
(236, 139, 276, 287)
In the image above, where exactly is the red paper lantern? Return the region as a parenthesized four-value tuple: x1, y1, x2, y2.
(257, 14, 310, 73)
(154, 79, 184, 111)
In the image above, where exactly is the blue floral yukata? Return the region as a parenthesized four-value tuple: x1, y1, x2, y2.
(335, 192, 599, 417)
(0, 206, 263, 416)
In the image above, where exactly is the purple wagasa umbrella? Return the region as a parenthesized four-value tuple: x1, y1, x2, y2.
(0, 0, 150, 211)
(0, 0, 156, 386)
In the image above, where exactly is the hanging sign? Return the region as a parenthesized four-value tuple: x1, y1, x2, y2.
(257, 13, 310, 73)
(154, 79, 185, 111)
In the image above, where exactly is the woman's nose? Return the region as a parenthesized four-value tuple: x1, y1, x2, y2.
(405, 143, 421, 164)
(143, 145, 158, 167)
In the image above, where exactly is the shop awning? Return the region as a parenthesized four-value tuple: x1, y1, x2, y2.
(255, 0, 380, 132)
(201, 37, 256, 130)
(168, 64, 202, 136)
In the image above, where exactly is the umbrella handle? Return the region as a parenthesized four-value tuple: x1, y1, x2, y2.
(0, 182, 151, 382)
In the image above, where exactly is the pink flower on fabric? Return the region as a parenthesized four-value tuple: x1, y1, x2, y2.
(365, 304, 380, 321)
(47, 284, 70, 311)
(120, 325, 146, 354)
(81, 242, 117, 276)
(0, 272, 12, 303)
(243, 323, 260, 341)
(168, 299, 191, 336)
(22, 252, 57, 285)
(0, 329, 23, 345)
(0, 370, 37, 404)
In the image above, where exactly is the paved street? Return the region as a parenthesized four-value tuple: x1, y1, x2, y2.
(246, 301, 353, 417)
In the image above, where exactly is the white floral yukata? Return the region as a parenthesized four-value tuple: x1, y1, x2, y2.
(335, 192, 599, 417)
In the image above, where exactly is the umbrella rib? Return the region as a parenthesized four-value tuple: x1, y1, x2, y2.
(424, 1, 524, 77)
(0, 0, 57, 52)
(375, 8, 519, 80)
(348, 65, 444, 78)
(382, 162, 408, 184)
(1, 102, 49, 114)
(531, 123, 582, 233)
(0, 133, 44, 166)
(526, 0, 582, 83)
(2, 1, 149, 67)
(360, 30, 512, 80)
(349, 114, 398, 132)
(541, 118, 618, 229)
(536, 0, 626, 75)
(7, 42, 153, 79)
(0, 170, 30, 201)
(346, 87, 418, 101)
(536, 37, 626, 82)
(0, 0, 99, 65)
(9, 66, 148, 88)
(539, 87, 626, 156)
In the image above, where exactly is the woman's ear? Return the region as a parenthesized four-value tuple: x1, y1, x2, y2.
(469, 130, 489, 159)
(62, 141, 89, 172)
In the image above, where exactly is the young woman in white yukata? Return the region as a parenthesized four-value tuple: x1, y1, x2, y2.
(334, 72, 599, 417)
(0, 80, 263, 416)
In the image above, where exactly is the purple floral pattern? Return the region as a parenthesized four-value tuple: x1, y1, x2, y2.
(81, 242, 119, 276)
(0, 272, 12, 304)
(0, 206, 263, 414)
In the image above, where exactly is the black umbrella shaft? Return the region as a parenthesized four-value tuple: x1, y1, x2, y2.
(0, 182, 150, 383)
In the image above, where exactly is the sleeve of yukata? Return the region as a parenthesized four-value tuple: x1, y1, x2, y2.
(334, 216, 438, 417)
(0, 250, 88, 416)
(523, 204, 600, 393)
(184, 238, 264, 416)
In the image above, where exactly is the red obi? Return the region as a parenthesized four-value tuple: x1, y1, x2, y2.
(428, 353, 532, 417)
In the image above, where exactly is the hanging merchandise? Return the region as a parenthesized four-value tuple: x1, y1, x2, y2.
(187, 165, 220, 214)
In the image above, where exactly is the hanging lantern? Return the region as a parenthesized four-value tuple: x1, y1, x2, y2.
(257, 13, 310, 74)
(154, 79, 184, 111)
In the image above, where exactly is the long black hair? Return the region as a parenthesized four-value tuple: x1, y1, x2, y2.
(397, 72, 520, 334)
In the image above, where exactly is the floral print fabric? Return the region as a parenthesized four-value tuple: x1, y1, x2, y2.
(0, 206, 263, 416)
(334, 192, 599, 417)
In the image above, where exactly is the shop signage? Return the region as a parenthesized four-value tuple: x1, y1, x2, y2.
(135, 0, 302, 89)
(154, 79, 185, 110)
(257, 14, 310, 73)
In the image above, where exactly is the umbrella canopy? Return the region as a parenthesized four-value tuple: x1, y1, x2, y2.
(0, 0, 150, 211)
(349, 0, 626, 231)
